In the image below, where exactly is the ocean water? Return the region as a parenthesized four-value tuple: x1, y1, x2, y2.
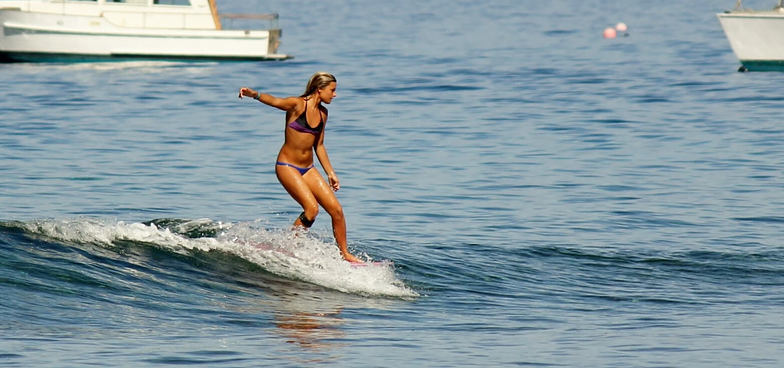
(2, 0, 784, 366)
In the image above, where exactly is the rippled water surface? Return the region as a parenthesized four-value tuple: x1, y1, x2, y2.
(2, 0, 784, 366)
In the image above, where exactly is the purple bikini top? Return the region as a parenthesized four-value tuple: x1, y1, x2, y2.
(288, 99, 323, 135)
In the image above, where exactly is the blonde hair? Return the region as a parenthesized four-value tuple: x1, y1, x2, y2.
(301, 72, 337, 97)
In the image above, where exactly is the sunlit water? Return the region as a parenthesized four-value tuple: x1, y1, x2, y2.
(2, 0, 783, 366)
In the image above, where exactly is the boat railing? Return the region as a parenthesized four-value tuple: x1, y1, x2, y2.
(8, 0, 282, 31)
(218, 13, 279, 31)
(731, 0, 784, 11)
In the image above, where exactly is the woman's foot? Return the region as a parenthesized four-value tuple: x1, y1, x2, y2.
(342, 252, 363, 264)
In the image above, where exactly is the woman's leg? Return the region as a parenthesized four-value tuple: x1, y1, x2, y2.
(302, 170, 360, 263)
(276, 165, 319, 227)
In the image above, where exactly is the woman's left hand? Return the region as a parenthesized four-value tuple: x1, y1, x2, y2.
(328, 174, 340, 191)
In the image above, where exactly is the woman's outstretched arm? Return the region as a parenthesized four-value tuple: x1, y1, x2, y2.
(238, 87, 299, 111)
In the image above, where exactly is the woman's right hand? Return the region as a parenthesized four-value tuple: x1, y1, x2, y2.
(238, 87, 257, 99)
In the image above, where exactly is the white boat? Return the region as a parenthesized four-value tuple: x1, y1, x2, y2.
(717, 0, 784, 71)
(0, 0, 290, 62)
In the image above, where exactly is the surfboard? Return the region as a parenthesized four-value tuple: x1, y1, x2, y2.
(249, 241, 297, 258)
(350, 260, 393, 268)
(250, 240, 390, 268)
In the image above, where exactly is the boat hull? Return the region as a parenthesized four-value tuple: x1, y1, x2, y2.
(717, 11, 784, 71)
(0, 9, 289, 61)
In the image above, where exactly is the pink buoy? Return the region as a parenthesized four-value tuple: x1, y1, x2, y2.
(603, 27, 617, 39)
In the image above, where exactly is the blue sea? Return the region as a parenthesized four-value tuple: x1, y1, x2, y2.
(2, 0, 784, 366)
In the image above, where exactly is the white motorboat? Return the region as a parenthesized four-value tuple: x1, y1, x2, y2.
(0, 0, 290, 62)
(717, 0, 784, 71)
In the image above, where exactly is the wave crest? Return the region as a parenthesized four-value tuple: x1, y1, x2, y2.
(15, 218, 419, 298)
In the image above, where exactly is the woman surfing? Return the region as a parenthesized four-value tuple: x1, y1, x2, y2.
(239, 72, 361, 264)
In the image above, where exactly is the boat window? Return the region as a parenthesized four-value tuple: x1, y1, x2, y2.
(154, 0, 191, 5)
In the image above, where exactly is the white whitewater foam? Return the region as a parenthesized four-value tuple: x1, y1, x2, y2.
(24, 218, 419, 298)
